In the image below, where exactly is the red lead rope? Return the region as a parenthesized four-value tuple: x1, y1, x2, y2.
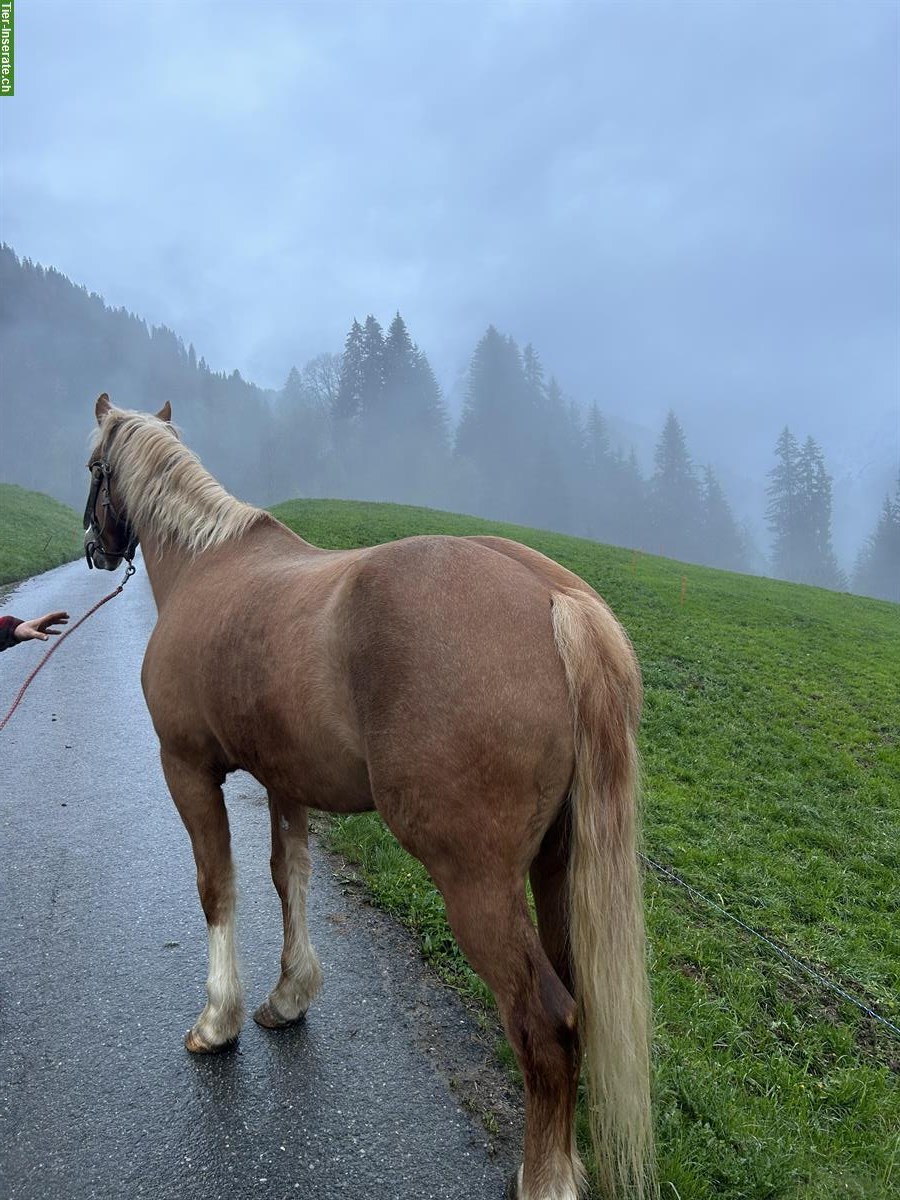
(0, 565, 136, 734)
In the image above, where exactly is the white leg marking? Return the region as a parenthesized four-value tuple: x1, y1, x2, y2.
(270, 840, 322, 1019)
(194, 912, 244, 1045)
(520, 1156, 582, 1200)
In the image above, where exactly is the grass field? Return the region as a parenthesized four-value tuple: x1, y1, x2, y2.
(0, 483, 83, 586)
(274, 498, 899, 1200)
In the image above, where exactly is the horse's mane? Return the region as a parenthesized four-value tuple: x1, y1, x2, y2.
(90, 409, 266, 556)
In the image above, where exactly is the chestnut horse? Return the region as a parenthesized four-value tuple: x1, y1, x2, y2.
(83, 395, 653, 1200)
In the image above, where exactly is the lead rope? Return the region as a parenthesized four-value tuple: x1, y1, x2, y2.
(0, 563, 136, 734)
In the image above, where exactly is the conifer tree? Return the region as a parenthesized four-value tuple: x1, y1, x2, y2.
(650, 410, 702, 559)
(382, 312, 418, 431)
(700, 464, 746, 571)
(522, 343, 546, 414)
(281, 366, 304, 408)
(455, 326, 527, 517)
(529, 374, 576, 532)
(582, 405, 635, 544)
(767, 429, 844, 588)
(797, 436, 844, 588)
(359, 314, 385, 419)
(409, 345, 449, 449)
(335, 319, 364, 420)
(330, 311, 450, 505)
(854, 474, 900, 602)
(585, 404, 611, 471)
(612, 448, 649, 550)
(766, 426, 802, 579)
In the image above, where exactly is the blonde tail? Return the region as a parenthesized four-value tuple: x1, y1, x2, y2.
(551, 588, 654, 1200)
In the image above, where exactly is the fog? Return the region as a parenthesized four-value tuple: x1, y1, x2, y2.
(1, 0, 898, 588)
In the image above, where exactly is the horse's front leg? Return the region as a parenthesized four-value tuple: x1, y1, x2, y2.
(254, 797, 323, 1029)
(160, 750, 244, 1052)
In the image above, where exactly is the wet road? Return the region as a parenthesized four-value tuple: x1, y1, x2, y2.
(0, 558, 515, 1200)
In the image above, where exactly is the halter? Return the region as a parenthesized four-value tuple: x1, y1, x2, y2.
(83, 457, 140, 569)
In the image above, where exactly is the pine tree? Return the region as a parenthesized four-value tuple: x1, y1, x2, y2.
(854, 474, 900, 602)
(330, 311, 451, 505)
(457, 328, 513, 457)
(359, 314, 385, 419)
(585, 404, 611, 471)
(582, 404, 621, 543)
(281, 366, 304, 408)
(455, 327, 529, 520)
(381, 312, 418, 432)
(613, 448, 649, 550)
(766, 427, 802, 579)
(522, 343, 546, 414)
(650, 411, 702, 559)
(700, 465, 746, 571)
(767, 429, 844, 588)
(528, 375, 576, 532)
(335, 319, 364, 420)
(409, 345, 449, 449)
(797, 437, 843, 588)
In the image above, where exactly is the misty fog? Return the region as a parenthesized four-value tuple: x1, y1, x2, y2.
(0, 1, 897, 599)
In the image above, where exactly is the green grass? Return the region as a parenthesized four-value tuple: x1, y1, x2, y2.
(0, 484, 83, 585)
(273, 498, 899, 1200)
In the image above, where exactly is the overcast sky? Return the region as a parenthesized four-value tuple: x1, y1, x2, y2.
(1, 0, 898, 554)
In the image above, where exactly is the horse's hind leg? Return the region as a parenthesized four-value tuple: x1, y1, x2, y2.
(529, 810, 574, 999)
(254, 797, 322, 1029)
(160, 750, 243, 1053)
(438, 868, 582, 1200)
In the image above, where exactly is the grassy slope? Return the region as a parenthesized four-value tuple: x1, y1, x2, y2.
(0, 484, 83, 585)
(273, 498, 899, 1200)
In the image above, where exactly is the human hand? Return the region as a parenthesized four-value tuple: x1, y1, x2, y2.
(14, 612, 70, 642)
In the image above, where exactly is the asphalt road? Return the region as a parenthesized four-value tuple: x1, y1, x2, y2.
(0, 557, 517, 1200)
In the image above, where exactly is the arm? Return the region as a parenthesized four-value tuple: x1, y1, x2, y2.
(0, 612, 69, 650)
(0, 616, 23, 652)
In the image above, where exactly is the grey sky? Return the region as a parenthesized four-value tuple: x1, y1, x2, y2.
(1, 0, 898, 558)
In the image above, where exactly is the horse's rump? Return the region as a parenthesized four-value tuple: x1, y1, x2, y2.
(338, 535, 576, 864)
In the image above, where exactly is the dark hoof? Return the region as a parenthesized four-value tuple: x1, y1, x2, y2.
(184, 1027, 237, 1054)
(505, 1168, 520, 1200)
(253, 998, 305, 1030)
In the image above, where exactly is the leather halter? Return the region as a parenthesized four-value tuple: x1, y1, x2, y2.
(83, 458, 139, 568)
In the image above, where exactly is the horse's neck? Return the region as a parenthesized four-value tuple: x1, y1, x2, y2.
(139, 532, 194, 611)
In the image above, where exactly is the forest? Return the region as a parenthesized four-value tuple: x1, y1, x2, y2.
(1, 246, 896, 602)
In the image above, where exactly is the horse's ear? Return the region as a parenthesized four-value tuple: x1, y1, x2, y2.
(95, 393, 111, 423)
(156, 401, 172, 423)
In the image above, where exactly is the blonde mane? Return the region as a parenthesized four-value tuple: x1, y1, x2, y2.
(91, 408, 265, 556)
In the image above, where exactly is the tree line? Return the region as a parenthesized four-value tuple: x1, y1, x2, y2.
(265, 319, 752, 573)
(1, 245, 896, 602)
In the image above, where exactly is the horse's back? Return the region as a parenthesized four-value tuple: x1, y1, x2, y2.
(343, 534, 568, 698)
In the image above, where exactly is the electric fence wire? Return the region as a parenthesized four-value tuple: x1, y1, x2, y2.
(640, 852, 900, 1040)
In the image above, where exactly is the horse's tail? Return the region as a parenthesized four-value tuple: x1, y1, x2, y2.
(551, 587, 654, 1200)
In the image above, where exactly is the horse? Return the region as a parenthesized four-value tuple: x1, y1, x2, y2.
(82, 394, 654, 1200)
